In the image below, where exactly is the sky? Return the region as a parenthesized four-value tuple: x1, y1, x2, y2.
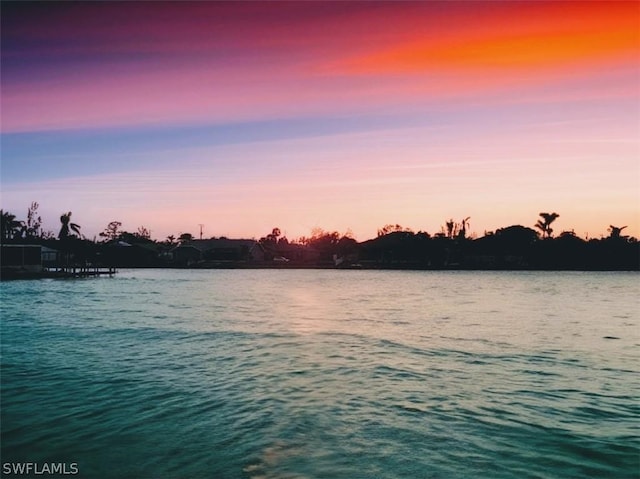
(1, 1, 639, 241)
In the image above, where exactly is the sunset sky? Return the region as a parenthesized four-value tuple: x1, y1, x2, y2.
(2, 1, 639, 241)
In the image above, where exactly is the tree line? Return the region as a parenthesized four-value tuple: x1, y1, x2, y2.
(1, 204, 638, 270)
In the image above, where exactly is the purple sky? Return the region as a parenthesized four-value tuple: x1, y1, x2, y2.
(2, 1, 638, 240)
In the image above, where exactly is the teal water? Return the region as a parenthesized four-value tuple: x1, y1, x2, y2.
(1, 270, 638, 478)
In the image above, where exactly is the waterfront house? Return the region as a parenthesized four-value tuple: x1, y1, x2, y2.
(1, 244, 43, 273)
(100, 240, 164, 267)
(171, 239, 264, 266)
(271, 242, 321, 264)
(41, 246, 60, 267)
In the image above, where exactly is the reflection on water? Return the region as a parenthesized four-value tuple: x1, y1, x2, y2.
(1, 270, 638, 478)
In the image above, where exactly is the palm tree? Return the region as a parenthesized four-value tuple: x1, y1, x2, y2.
(1, 210, 24, 241)
(608, 225, 627, 239)
(535, 212, 559, 239)
(459, 217, 470, 239)
(58, 212, 81, 239)
(445, 219, 456, 239)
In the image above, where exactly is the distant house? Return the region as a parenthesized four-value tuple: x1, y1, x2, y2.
(171, 239, 264, 266)
(41, 246, 60, 267)
(272, 243, 321, 263)
(102, 240, 163, 267)
(1, 244, 43, 273)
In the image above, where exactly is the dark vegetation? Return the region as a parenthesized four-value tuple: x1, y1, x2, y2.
(1, 204, 638, 271)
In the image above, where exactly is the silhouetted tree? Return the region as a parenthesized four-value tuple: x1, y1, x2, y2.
(543, 230, 587, 269)
(377, 224, 412, 237)
(295, 228, 347, 262)
(535, 212, 559, 238)
(277, 236, 289, 245)
(440, 218, 470, 239)
(1, 210, 24, 241)
(178, 233, 194, 242)
(99, 221, 122, 242)
(136, 226, 151, 240)
(608, 225, 627, 239)
(259, 227, 284, 254)
(25, 202, 43, 238)
(445, 219, 456, 239)
(58, 212, 81, 239)
(494, 225, 539, 245)
(262, 227, 281, 243)
(458, 217, 470, 239)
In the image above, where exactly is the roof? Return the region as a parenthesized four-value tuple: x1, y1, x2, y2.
(172, 238, 260, 252)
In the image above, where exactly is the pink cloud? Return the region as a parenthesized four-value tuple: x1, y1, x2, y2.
(3, 2, 638, 133)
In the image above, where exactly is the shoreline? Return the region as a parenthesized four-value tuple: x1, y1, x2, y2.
(2, 264, 638, 281)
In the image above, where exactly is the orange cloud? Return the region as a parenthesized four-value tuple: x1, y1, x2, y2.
(339, 1, 639, 73)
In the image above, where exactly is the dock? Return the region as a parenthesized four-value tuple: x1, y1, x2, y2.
(1, 244, 117, 280)
(44, 266, 117, 278)
(1, 266, 117, 280)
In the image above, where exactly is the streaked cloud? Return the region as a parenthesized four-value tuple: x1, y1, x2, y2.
(1, 1, 638, 239)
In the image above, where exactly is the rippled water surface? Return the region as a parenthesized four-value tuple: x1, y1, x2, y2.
(1, 270, 638, 478)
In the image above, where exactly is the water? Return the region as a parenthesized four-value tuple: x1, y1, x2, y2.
(1, 270, 638, 478)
